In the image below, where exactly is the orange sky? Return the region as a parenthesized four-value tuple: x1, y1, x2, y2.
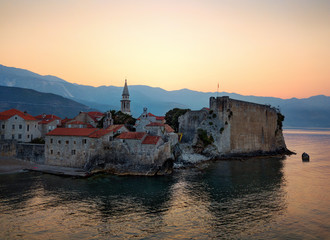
(1, 0, 329, 98)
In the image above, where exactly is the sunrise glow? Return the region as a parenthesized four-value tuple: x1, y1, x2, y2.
(1, 0, 329, 98)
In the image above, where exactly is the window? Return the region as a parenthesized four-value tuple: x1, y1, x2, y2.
(18, 134, 22, 139)
(74, 141, 76, 144)
(1, 135, 4, 140)
(12, 134, 15, 139)
(50, 150, 53, 155)
(1, 125, 4, 129)
(15, 117, 17, 120)
(82, 139, 87, 144)
(71, 150, 76, 155)
(109, 136, 113, 141)
(27, 125, 30, 131)
(19, 124, 22, 129)
(12, 125, 15, 130)
(66, 140, 69, 144)
(57, 152, 60, 155)
(58, 140, 61, 144)
(50, 138, 53, 143)
(27, 135, 30, 139)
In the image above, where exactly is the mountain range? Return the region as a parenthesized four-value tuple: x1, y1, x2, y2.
(1, 64, 329, 128)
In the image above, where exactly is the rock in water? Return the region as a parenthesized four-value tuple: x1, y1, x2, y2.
(302, 152, 310, 162)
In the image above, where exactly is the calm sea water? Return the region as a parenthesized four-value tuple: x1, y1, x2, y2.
(1, 129, 329, 239)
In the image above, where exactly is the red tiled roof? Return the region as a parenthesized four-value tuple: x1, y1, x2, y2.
(89, 129, 112, 138)
(46, 128, 97, 137)
(0, 109, 37, 121)
(61, 118, 72, 124)
(67, 120, 86, 125)
(117, 132, 146, 140)
(142, 136, 161, 145)
(165, 124, 175, 133)
(156, 116, 165, 121)
(148, 113, 157, 117)
(38, 119, 57, 125)
(35, 114, 61, 120)
(107, 124, 126, 133)
(146, 122, 164, 127)
(87, 111, 104, 121)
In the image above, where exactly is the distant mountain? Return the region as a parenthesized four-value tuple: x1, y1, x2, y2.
(0, 86, 95, 118)
(1, 64, 330, 127)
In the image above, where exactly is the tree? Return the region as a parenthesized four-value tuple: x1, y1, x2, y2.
(165, 108, 190, 132)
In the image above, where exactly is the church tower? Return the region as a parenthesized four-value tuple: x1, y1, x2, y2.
(120, 79, 131, 115)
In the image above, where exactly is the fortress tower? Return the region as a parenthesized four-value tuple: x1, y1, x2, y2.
(120, 79, 131, 115)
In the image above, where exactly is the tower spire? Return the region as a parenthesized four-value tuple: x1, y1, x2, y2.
(121, 79, 131, 115)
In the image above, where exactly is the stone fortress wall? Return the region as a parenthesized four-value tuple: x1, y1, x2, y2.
(179, 96, 287, 156)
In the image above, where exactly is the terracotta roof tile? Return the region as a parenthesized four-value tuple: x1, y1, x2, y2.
(107, 124, 126, 132)
(142, 136, 161, 145)
(67, 120, 86, 125)
(38, 119, 57, 125)
(0, 109, 37, 121)
(146, 122, 164, 127)
(117, 132, 146, 140)
(46, 128, 97, 137)
(165, 124, 175, 133)
(89, 129, 112, 138)
(35, 114, 61, 120)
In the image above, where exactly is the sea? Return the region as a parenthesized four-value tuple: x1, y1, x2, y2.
(0, 129, 329, 239)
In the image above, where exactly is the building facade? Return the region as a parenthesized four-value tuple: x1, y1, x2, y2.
(0, 109, 41, 142)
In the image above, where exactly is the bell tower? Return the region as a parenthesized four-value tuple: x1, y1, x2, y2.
(120, 79, 131, 115)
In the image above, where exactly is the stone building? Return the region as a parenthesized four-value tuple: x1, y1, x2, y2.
(45, 125, 128, 167)
(35, 114, 61, 137)
(121, 79, 131, 115)
(71, 111, 104, 128)
(135, 107, 166, 132)
(179, 96, 287, 155)
(0, 109, 41, 142)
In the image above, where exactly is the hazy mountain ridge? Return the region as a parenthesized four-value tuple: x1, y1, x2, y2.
(1, 64, 329, 127)
(0, 86, 95, 118)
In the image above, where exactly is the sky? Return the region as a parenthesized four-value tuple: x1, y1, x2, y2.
(1, 0, 329, 99)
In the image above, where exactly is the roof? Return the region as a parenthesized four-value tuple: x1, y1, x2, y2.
(142, 136, 161, 145)
(35, 114, 61, 120)
(89, 125, 126, 138)
(89, 129, 112, 138)
(61, 118, 72, 125)
(165, 124, 175, 133)
(46, 128, 98, 137)
(146, 122, 164, 127)
(122, 79, 129, 96)
(156, 116, 165, 121)
(87, 111, 104, 121)
(67, 120, 86, 125)
(38, 118, 57, 125)
(0, 109, 37, 121)
(107, 124, 126, 132)
(148, 112, 156, 117)
(117, 132, 146, 140)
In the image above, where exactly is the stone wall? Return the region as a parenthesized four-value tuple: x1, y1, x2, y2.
(85, 140, 173, 175)
(0, 140, 45, 163)
(16, 143, 45, 164)
(179, 97, 287, 157)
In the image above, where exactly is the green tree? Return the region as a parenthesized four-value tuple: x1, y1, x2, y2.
(165, 108, 190, 132)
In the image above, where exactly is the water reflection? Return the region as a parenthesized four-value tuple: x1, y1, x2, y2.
(0, 157, 287, 239)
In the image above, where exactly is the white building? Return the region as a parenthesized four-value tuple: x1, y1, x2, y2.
(0, 109, 41, 142)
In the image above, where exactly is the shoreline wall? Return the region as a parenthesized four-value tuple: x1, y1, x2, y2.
(179, 96, 287, 156)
